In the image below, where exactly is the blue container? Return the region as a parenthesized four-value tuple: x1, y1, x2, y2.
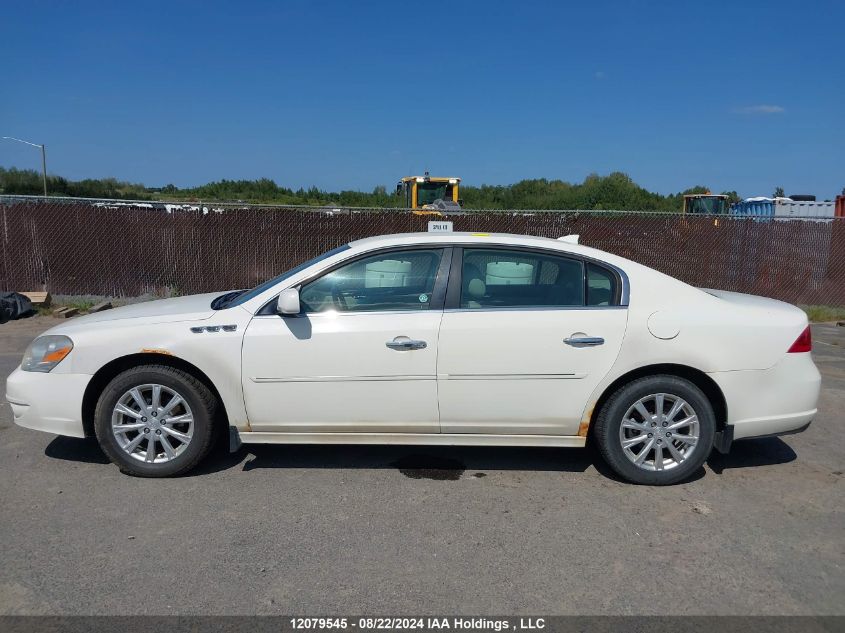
(730, 199, 774, 217)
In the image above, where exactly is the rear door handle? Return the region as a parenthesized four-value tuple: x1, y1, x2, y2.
(564, 336, 605, 347)
(386, 336, 427, 351)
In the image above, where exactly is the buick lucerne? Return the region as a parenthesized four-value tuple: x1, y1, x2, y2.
(6, 233, 821, 484)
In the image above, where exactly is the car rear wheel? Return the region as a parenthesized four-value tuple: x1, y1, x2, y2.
(94, 365, 217, 477)
(594, 375, 715, 485)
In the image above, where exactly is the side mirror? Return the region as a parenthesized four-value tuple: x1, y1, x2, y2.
(276, 288, 301, 315)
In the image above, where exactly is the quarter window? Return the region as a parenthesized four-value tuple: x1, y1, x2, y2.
(587, 263, 617, 306)
(300, 249, 443, 313)
(460, 249, 585, 309)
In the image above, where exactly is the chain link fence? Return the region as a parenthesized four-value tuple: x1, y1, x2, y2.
(1, 195, 844, 306)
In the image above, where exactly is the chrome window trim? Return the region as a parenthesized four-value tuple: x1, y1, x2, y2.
(253, 308, 443, 319)
(444, 305, 628, 313)
(253, 304, 627, 319)
(254, 240, 630, 315)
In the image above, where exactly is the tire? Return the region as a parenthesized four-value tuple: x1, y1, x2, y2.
(594, 375, 715, 485)
(94, 365, 217, 477)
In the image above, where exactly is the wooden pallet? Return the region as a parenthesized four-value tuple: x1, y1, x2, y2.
(89, 301, 113, 313)
(20, 291, 51, 307)
(53, 306, 79, 318)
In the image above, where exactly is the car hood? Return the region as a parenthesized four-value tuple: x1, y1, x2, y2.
(55, 292, 223, 329)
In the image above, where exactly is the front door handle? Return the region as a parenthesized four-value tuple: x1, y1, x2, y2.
(386, 336, 427, 351)
(564, 336, 605, 347)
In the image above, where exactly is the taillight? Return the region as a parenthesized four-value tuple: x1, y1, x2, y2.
(787, 325, 812, 353)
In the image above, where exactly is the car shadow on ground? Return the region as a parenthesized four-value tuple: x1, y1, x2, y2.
(43, 434, 798, 482)
(41, 435, 597, 480)
(706, 437, 797, 474)
(236, 444, 596, 481)
(44, 436, 111, 464)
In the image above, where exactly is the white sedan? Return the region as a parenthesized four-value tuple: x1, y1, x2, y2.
(6, 232, 821, 484)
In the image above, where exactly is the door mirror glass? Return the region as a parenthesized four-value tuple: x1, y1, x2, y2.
(276, 288, 301, 315)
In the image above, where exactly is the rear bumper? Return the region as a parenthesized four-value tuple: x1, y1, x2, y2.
(708, 352, 820, 443)
(6, 367, 90, 438)
(729, 409, 816, 440)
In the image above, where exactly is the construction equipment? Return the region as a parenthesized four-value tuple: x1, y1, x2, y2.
(682, 193, 729, 215)
(397, 172, 461, 211)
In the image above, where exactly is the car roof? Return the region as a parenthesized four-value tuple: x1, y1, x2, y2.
(348, 232, 602, 259)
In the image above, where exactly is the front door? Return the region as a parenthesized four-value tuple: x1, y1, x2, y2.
(437, 247, 628, 435)
(241, 247, 448, 433)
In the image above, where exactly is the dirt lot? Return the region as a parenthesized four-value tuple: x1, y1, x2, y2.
(0, 316, 842, 615)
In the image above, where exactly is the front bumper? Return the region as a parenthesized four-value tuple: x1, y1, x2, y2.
(708, 352, 821, 442)
(6, 367, 91, 438)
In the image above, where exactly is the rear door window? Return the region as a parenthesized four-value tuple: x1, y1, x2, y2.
(460, 249, 585, 309)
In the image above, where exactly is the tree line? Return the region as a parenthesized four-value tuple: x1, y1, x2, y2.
(0, 166, 741, 212)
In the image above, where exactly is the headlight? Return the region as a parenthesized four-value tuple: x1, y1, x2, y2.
(21, 335, 74, 372)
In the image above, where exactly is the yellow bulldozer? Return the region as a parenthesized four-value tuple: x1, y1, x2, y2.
(396, 172, 461, 213)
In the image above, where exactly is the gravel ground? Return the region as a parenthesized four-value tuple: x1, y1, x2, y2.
(0, 316, 842, 615)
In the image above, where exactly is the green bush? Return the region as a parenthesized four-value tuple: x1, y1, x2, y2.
(1, 166, 717, 212)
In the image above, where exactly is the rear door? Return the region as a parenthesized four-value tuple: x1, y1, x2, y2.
(437, 246, 628, 435)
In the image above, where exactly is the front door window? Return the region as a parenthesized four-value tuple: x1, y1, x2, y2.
(300, 249, 443, 313)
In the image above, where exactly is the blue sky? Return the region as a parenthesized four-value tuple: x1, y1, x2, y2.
(2, 0, 843, 198)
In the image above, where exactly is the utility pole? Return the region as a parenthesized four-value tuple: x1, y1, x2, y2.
(40, 144, 47, 197)
(2, 136, 48, 196)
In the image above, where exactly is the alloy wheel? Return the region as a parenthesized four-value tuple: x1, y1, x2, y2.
(618, 393, 700, 472)
(111, 383, 194, 463)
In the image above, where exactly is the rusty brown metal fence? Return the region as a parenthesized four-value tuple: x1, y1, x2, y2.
(1, 196, 844, 306)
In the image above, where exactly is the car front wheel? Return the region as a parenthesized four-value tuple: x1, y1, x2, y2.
(594, 375, 716, 485)
(94, 365, 217, 477)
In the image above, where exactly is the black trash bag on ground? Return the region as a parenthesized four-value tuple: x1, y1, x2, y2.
(0, 292, 34, 323)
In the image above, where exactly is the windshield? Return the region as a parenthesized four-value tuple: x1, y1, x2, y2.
(687, 197, 727, 214)
(417, 182, 453, 206)
(222, 244, 351, 308)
